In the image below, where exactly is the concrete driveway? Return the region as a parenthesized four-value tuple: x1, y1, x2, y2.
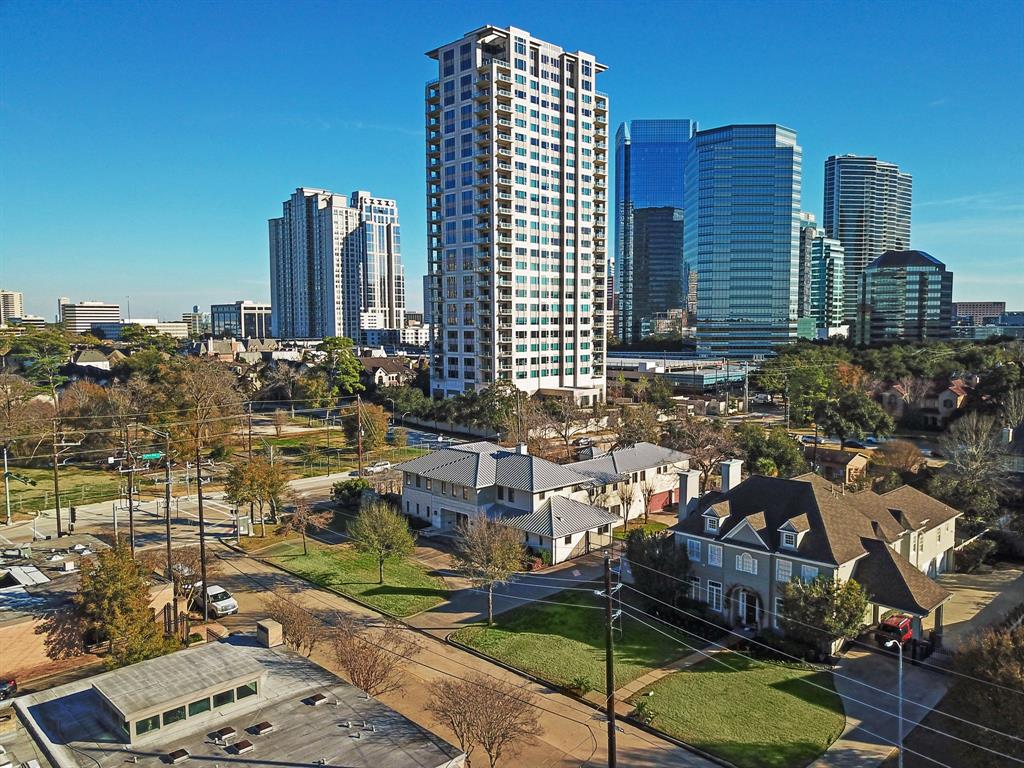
(924, 564, 1024, 649)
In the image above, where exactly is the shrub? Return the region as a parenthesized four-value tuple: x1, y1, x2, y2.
(570, 675, 593, 694)
(957, 539, 997, 573)
(753, 631, 817, 663)
(539, 549, 552, 567)
(404, 515, 433, 531)
(632, 696, 656, 725)
(988, 529, 1024, 562)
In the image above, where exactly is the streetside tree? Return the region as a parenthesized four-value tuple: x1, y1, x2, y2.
(348, 499, 415, 584)
(453, 519, 525, 625)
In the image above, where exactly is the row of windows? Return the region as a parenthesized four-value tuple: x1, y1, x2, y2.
(686, 538, 821, 582)
(133, 681, 259, 737)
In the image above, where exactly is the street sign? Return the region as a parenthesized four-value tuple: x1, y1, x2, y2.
(141, 452, 164, 460)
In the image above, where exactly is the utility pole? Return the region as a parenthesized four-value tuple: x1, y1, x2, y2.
(356, 394, 364, 476)
(195, 439, 209, 624)
(603, 554, 618, 768)
(743, 366, 749, 414)
(3, 446, 10, 526)
(125, 424, 136, 556)
(247, 401, 254, 531)
(51, 418, 63, 538)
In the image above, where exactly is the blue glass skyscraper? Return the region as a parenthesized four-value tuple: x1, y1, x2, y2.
(684, 125, 802, 357)
(614, 119, 697, 341)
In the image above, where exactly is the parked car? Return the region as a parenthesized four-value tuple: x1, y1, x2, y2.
(573, 437, 594, 447)
(195, 585, 238, 618)
(800, 435, 826, 445)
(0, 678, 16, 700)
(875, 614, 913, 647)
(363, 461, 392, 475)
(842, 439, 871, 450)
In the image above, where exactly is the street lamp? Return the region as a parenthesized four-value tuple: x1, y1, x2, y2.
(885, 638, 905, 768)
(401, 411, 411, 427)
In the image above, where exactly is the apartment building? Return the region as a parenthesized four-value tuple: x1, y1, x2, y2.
(425, 26, 608, 404)
(60, 300, 121, 334)
(0, 289, 24, 325)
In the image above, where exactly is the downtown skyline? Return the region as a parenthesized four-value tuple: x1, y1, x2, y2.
(2, 1, 1022, 319)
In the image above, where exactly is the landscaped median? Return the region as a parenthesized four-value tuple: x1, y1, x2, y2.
(630, 652, 845, 768)
(450, 589, 696, 691)
(262, 540, 448, 617)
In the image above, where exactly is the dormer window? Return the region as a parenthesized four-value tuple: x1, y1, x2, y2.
(781, 531, 797, 549)
(705, 516, 719, 534)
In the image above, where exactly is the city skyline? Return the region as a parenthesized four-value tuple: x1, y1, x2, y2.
(2, 1, 1022, 319)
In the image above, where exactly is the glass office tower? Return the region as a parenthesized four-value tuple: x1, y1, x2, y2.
(856, 250, 952, 345)
(684, 125, 802, 357)
(614, 119, 696, 341)
(631, 207, 685, 340)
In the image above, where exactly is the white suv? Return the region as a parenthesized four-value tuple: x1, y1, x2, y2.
(197, 585, 238, 618)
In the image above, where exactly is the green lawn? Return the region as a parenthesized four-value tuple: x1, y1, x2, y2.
(451, 590, 695, 690)
(635, 652, 844, 768)
(6, 465, 122, 516)
(265, 541, 448, 617)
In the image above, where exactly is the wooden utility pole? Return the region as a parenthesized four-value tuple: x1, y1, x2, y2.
(125, 424, 136, 557)
(51, 418, 63, 538)
(195, 439, 208, 624)
(247, 401, 254, 531)
(604, 554, 618, 768)
(356, 394, 364, 476)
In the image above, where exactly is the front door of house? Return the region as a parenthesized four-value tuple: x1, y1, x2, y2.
(743, 592, 758, 626)
(455, 512, 469, 529)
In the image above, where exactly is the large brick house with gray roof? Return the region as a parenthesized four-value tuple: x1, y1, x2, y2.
(672, 463, 959, 643)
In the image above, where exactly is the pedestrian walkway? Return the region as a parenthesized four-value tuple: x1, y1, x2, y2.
(615, 636, 743, 702)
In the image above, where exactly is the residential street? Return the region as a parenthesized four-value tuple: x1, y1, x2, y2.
(210, 543, 717, 768)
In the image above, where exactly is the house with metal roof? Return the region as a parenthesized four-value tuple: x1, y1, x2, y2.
(672, 461, 959, 644)
(398, 441, 689, 563)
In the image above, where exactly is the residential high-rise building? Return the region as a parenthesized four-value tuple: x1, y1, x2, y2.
(269, 188, 404, 341)
(684, 125, 802, 357)
(952, 301, 1007, 325)
(810, 235, 845, 335)
(211, 300, 273, 339)
(59, 300, 121, 335)
(797, 212, 817, 319)
(823, 155, 912, 324)
(422, 275, 433, 325)
(614, 119, 697, 341)
(0, 290, 24, 325)
(856, 250, 953, 345)
(425, 26, 608, 403)
(630, 207, 685, 340)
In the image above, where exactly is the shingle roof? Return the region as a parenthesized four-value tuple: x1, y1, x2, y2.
(397, 442, 593, 492)
(807, 447, 869, 466)
(879, 485, 961, 529)
(569, 442, 689, 483)
(499, 496, 619, 538)
(852, 539, 952, 615)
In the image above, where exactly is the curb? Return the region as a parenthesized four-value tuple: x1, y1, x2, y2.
(447, 634, 737, 768)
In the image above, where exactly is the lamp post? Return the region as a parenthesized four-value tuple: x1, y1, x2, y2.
(885, 638, 905, 768)
(386, 398, 396, 428)
(401, 411, 411, 427)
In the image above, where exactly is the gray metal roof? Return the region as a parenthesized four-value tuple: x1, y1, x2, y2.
(500, 496, 619, 538)
(398, 442, 593, 493)
(569, 442, 689, 483)
(92, 641, 265, 718)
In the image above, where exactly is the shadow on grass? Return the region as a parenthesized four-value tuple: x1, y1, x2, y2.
(362, 584, 449, 599)
(682, 737, 834, 768)
(770, 671, 844, 712)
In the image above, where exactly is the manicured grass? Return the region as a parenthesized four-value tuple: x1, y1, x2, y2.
(451, 590, 695, 690)
(612, 521, 669, 541)
(7, 465, 121, 515)
(635, 652, 844, 768)
(265, 541, 448, 617)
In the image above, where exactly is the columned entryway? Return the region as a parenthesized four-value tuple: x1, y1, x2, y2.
(726, 586, 764, 629)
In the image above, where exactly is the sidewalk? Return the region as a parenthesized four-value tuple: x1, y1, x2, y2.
(615, 636, 743, 702)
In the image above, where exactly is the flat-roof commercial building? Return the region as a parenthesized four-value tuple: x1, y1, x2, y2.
(856, 250, 953, 345)
(211, 300, 272, 339)
(14, 629, 465, 768)
(952, 301, 1006, 326)
(60, 300, 121, 334)
(0, 289, 25, 325)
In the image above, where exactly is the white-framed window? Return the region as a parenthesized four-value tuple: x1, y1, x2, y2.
(564, 535, 572, 545)
(689, 577, 701, 601)
(736, 552, 758, 575)
(801, 564, 819, 582)
(774, 597, 785, 629)
(776, 559, 792, 582)
(705, 516, 719, 533)
(707, 581, 723, 612)
(686, 538, 702, 563)
(781, 531, 797, 549)
(708, 544, 723, 567)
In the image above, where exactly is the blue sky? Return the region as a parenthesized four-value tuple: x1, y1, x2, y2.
(2, 0, 1022, 319)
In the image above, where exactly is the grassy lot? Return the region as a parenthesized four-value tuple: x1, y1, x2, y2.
(264, 540, 447, 617)
(635, 652, 844, 768)
(451, 590, 695, 690)
(612, 521, 668, 541)
(5, 465, 122, 516)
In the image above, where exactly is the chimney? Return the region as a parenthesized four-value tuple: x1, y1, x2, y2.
(516, 443, 529, 455)
(678, 470, 701, 519)
(257, 618, 283, 648)
(720, 459, 743, 493)
(1001, 427, 1014, 446)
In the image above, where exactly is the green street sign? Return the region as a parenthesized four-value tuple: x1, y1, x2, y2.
(141, 452, 164, 460)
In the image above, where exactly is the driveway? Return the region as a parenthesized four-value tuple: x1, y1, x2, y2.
(924, 564, 1024, 649)
(811, 648, 951, 767)
(210, 543, 716, 768)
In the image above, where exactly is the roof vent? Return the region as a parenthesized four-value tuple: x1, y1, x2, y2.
(308, 693, 328, 706)
(252, 721, 274, 736)
(214, 726, 236, 742)
(168, 748, 190, 764)
(234, 739, 254, 755)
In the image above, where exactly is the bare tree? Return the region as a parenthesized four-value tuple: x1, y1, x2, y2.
(263, 594, 322, 657)
(427, 674, 542, 768)
(453, 519, 525, 625)
(664, 417, 738, 493)
(272, 408, 288, 437)
(619, 478, 637, 531)
(329, 614, 419, 697)
(140, 545, 211, 615)
(638, 479, 658, 525)
(878, 439, 924, 475)
(585, 482, 611, 509)
(276, 495, 333, 555)
(541, 394, 591, 459)
(1000, 388, 1024, 430)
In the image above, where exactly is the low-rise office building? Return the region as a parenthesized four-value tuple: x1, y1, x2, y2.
(60, 301, 121, 334)
(856, 250, 953, 345)
(212, 300, 272, 339)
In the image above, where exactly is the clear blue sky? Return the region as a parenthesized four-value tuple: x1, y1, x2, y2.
(2, 0, 1022, 320)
